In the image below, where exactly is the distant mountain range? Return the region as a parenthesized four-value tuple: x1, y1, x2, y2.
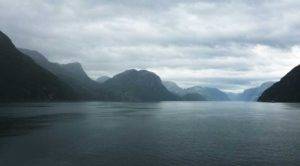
(0, 31, 179, 102)
(163, 81, 282, 102)
(258, 65, 300, 102)
(1, 31, 299, 102)
(227, 82, 275, 101)
(163, 81, 229, 101)
(185, 86, 230, 101)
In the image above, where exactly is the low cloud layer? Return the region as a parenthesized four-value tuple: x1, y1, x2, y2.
(1, 0, 300, 92)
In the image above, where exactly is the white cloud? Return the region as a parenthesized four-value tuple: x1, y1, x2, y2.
(0, 0, 299, 91)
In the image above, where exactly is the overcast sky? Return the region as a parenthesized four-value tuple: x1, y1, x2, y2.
(1, 0, 300, 92)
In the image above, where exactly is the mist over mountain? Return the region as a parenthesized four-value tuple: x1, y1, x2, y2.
(226, 92, 239, 101)
(101, 69, 179, 102)
(62, 62, 91, 82)
(20, 48, 180, 102)
(2, 30, 298, 103)
(163, 81, 186, 96)
(96, 76, 111, 83)
(19, 48, 112, 100)
(163, 81, 228, 101)
(240, 82, 275, 101)
(163, 81, 206, 101)
(259, 65, 300, 102)
(185, 86, 230, 101)
(1, 1, 300, 164)
(0, 31, 78, 101)
(227, 82, 275, 101)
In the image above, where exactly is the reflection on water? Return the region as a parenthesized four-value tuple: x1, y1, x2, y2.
(0, 102, 300, 166)
(0, 113, 85, 137)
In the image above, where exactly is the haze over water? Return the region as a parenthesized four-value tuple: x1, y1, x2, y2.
(0, 102, 300, 166)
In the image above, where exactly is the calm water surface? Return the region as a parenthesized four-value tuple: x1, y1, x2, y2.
(0, 102, 300, 166)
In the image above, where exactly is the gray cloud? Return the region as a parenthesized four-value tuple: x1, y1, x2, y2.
(1, 0, 300, 92)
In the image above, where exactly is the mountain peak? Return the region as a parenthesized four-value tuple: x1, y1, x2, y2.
(62, 62, 86, 75)
(0, 31, 78, 101)
(117, 69, 155, 77)
(124, 69, 138, 72)
(96, 76, 111, 83)
(102, 69, 178, 101)
(163, 81, 185, 96)
(185, 86, 229, 101)
(112, 69, 161, 84)
(0, 31, 15, 50)
(63, 62, 82, 69)
(19, 48, 49, 64)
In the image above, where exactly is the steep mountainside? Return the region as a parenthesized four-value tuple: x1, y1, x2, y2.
(238, 82, 275, 101)
(162, 81, 186, 96)
(226, 82, 275, 101)
(0, 31, 78, 101)
(101, 69, 179, 101)
(226, 92, 239, 101)
(96, 76, 111, 83)
(19, 48, 112, 100)
(258, 65, 300, 102)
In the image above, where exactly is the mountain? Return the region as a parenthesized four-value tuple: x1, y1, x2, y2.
(185, 86, 230, 101)
(61, 62, 91, 82)
(181, 93, 206, 101)
(258, 65, 300, 102)
(0, 31, 78, 102)
(96, 76, 111, 83)
(19, 48, 113, 100)
(237, 82, 275, 101)
(163, 81, 206, 101)
(226, 92, 240, 101)
(101, 69, 179, 101)
(162, 81, 185, 96)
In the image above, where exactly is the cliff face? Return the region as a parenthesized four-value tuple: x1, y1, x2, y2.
(19, 48, 112, 100)
(0, 31, 78, 101)
(163, 81, 186, 96)
(229, 82, 275, 101)
(258, 65, 300, 102)
(96, 76, 111, 83)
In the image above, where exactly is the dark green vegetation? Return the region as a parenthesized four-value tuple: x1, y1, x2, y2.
(0, 31, 78, 102)
(258, 65, 300, 102)
(101, 69, 179, 101)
